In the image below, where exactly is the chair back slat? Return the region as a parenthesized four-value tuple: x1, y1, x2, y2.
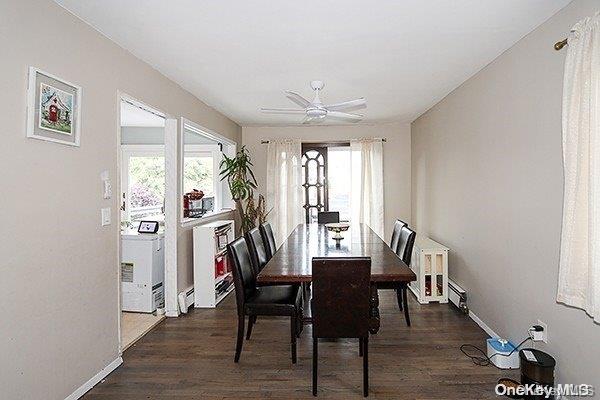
(317, 211, 340, 224)
(395, 226, 416, 265)
(312, 257, 371, 338)
(245, 227, 269, 274)
(390, 219, 407, 253)
(228, 237, 257, 312)
(260, 223, 277, 259)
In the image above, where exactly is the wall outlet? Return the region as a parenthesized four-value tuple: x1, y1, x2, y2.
(101, 208, 111, 226)
(534, 320, 548, 343)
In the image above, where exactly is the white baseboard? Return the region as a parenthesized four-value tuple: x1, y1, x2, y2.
(64, 356, 122, 400)
(468, 310, 500, 339)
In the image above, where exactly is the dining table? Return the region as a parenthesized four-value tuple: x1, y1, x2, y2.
(257, 223, 417, 333)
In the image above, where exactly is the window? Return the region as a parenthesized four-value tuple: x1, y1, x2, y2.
(301, 143, 351, 223)
(181, 119, 236, 223)
(121, 146, 165, 222)
(327, 146, 352, 221)
(183, 151, 214, 196)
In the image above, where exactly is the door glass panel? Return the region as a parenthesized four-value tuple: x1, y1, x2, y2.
(306, 150, 319, 159)
(308, 186, 317, 206)
(308, 207, 318, 223)
(318, 186, 324, 209)
(307, 159, 318, 184)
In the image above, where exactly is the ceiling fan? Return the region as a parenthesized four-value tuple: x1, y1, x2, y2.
(260, 80, 366, 124)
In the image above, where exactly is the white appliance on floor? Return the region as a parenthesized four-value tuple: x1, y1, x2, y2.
(121, 230, 165, 313)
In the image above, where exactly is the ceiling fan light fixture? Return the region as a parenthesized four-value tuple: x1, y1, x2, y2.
(307, 108, 327, 118)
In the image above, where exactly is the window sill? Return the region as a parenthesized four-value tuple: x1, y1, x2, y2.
(180, 208, 236, 229)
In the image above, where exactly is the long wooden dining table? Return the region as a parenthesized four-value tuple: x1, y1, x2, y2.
(257, 223, 417, 333)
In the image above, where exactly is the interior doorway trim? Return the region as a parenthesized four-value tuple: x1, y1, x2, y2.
(164, 117, 179, 317)
(116, 92, 178, 353)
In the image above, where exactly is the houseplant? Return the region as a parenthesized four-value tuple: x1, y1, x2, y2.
(219, 146, 269, 233)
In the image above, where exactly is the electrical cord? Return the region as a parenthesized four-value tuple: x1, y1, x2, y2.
(460, 328, 535, 368)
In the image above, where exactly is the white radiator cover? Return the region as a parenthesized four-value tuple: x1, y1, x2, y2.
(178, 286, 195, 314)
(448, 278, 467, 311)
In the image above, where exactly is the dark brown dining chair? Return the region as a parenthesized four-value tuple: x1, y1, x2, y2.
(260, 222, 277, 259)
(228, 237, 302, 364)
(390, 219, 407, 253)
(394, 225, 416, 325)
(312, 257, 371, 397)
(245, 227, 270, 275)
(317, 211, 340, 224)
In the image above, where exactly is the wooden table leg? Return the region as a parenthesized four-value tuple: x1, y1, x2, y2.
(401, 284, 411, 327)
(369, 284, 381, 334)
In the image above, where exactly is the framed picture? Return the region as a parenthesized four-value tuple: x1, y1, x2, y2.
(26, 67, 81, 146)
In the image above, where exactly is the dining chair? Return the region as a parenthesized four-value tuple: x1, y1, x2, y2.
(312, 257, 371, 397)
(390, 219, 407, 253)
(259, 222, 277, 259)
(228, 237, 302, 363)
(317, 211, 340, 224)
(394, 225, 416, 325)
(245, 227, 270, 275)
(395, 225, 416, 262)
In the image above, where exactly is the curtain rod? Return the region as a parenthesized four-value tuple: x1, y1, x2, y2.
(555, 38, 568, 51)
(261, 138, 386, 144)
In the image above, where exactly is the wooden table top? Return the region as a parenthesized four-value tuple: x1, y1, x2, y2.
(257, 223, 416, 284)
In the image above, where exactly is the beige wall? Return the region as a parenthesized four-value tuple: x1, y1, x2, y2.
(0, 0, 240, 398)
(242, 122, 411, 241)
(412, 0, 599, 388)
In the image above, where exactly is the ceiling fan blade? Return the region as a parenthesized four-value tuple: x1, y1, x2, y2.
(301, 116, 315, 124)
(327, 111, 364, 122)
(284, 90, 311, 108)
(325, 98, 366, 112)
(260, 107, 306, 114)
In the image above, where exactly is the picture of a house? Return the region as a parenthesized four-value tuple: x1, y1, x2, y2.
(39, 82, 73, 135)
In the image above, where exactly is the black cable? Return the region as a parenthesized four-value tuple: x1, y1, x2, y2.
(460, 337, 532, 368)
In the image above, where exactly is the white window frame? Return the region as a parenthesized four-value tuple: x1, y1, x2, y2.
(182, 144, 221, 206)
(180, 118, 236, 225)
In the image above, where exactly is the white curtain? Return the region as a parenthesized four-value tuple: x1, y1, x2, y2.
(557, 13, 600, 322)
(266, 139, 304, 246)
(350, 138, 385, 238)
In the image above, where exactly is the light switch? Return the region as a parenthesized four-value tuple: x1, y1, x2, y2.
(101, 208, 111, 226)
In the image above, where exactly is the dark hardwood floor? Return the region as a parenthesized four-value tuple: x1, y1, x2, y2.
(84, 291, 515, 399)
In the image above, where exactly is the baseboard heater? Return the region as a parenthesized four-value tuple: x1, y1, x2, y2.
(448, 278, 468, 314)
(178, 286, 195, 314)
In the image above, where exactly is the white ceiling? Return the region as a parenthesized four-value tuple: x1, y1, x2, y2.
(58, 0, 570, 126)
(120, 101, 164, 127)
